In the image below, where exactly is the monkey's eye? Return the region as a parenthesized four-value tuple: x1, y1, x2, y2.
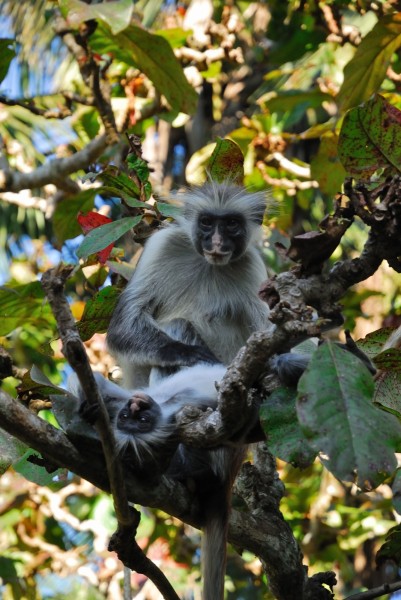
(119, 411, 130, 420)
(226, 219, 241, 233)
(138, 414, 151, 424)
(199, 216, 213, 230)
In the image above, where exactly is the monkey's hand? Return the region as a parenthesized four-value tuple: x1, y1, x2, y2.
(158, 341, 220, 367)
(78, 400, 99, 426)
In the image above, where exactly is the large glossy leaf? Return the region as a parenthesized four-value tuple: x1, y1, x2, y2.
(338, 95, 401, 178)
(260, 387, 316, 468)
(337, 13, 401, 111)
(297, 342, 401, 489)
(0, 282, 55, 335)
(90, 24, 198, 115)
(76, 216, 142, 260)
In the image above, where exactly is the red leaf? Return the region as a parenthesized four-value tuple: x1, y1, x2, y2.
(77, 211, 114, 263)
(97, 244, 114, 264)
(77, 211, 112, 233)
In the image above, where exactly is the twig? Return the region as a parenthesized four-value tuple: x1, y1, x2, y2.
(41, 265, 132, 521)
(0, 94, 72, 119)
(54, 18, 118, 144)
(343, 580, 401, 600)
(40, 264, 181, 600)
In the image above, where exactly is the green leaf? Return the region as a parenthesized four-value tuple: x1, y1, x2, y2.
(338, 94, 401, 178)
(18, 365, 67, 398)
(59, 0, 134, 35)
(0, 39, 16, 84)
(107, 260, 134, 281)
(77, 286, 121, 341)
(142, 0, 164, 28)
(0, 282, 55, 336)
(338, 13, 401, 111)
(297, 342, 401, 489)
(91, 23, 198, 115)
(262, 89, 332, 114)
(310, 133, 347, 196)
(377, 524, 401, 564)
(156, 201, 182, 219)
(97, 167, 140, 198)
(154, 28, 190, 49)
(208, 138, 244, 184)
(356, 327, 395, 360)
(260, 387, 316, 468)
(14, 450, 62, 486)
(127, 155, 150, 183)
(53, 189, 96, 244)
(374, 365, 401, 418)
(76, 216, 142, 260)
(374, 347, 401, 371)
(0, 429, 27, 475)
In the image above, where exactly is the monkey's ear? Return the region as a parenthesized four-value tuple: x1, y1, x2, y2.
(252, 206, 266, 225)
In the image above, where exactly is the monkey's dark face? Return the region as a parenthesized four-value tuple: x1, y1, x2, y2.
(116, 392, 162, 435)
(195, 212, 247, 265)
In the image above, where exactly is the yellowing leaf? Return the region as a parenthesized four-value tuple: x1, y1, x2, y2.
(338, 13, 401, 111)
(208, 138, 244, 184)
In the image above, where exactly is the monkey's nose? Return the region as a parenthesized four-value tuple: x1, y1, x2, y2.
(129, 392, 151, 413)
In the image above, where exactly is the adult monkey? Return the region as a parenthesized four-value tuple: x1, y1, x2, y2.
(107, 180, 271, 387)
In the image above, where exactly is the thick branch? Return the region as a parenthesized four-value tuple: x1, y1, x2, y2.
(0, 385, 288, 557)
(0, 388, 109, 489)
(0, 135, 109, 193)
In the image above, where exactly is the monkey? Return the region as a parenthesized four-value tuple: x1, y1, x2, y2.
(67, 357, 252, 600)
(107, 181, 272, 388)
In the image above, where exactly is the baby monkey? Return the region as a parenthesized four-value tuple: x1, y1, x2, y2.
(69, 359, 245, 600)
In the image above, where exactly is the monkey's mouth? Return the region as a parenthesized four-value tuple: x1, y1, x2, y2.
(203, 251, 232, 265)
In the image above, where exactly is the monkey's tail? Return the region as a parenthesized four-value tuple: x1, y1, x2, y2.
(200, 447, 246, 600)
(201, 492, 229, 600)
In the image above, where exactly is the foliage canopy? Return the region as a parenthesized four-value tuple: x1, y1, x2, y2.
(2, 1, 401, 599)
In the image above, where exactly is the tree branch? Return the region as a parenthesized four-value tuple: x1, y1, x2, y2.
(40, 264, 181, 600)
(0, 94, 72, 119)
(0, 134, 109, 193)
(54, 18, 118, 144)
(343, 580, 401, 600)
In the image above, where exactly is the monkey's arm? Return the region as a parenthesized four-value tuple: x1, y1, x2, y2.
(108, 300, 218, 366)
